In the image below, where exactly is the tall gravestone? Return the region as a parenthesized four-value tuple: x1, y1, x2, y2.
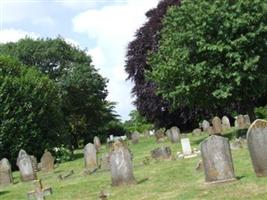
(131, 131, 139, 144)
(84, 143, 98, 172)
(166, 126, 180, 143)
(236, 115, 246, 129)
(110, 141, 136, 186)
(40, 150, 55, 172)
(181, 138, 192, 156)
(247, 119, 267, 177)
(200, 135, 236, 183)
(222, 116, 231, 130)
(0, 158, 13, 186)
(30, 155, 38, 172)
(212, 116, 222, 134)
(17, 150, 37, 182)
(202, 120, 210, 132)
(94, 136, 101, 151)
(244, 115, 251, 128)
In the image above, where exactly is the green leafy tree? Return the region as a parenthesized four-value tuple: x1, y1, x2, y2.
(148, 0, 267, 119)
(0, 55, 65, 166)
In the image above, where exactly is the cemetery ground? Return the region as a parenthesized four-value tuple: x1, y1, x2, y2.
(1, 129, 267, 200)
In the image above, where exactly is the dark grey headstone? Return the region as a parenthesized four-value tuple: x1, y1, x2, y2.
(17, 150, 37, 182)
(166, 126, 180, 143)
(110, 141, 136, 186)
(212, 117, 222, 134)
(84, 143, 98, 172)
(40, 150, 55, 172)
(151, 147, 171, 160)
(0, 158, 13, 186)
(131, 131, 139, 144)
(247, 119, 267, 177)
(201, 135, 236, 183)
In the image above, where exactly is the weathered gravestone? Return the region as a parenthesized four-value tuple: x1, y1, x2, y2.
(151, 147, 172, 160)
(17, 150, 37, 182)
(181, 138, 193, 157)
(84, 143, 98, 173)
(202, 120, 210, 132)
(222, 116, 231, 130)
(131, 131, 139, 144)
(166, 126, 180, 143)
(212, 116, 222, 134)
(94, 136, 102, 151)
(244, 114, 251, 128)
(27, 179, 52, 200)
(100, 153, 110, 171)
(110, 141, 136, 186)
(236, 115, 246, 129)
(0, 158, 13, 186)
(154, 129, 165, 142)
(193, 128, 202, 135)
(247, 119, 267, 177)
(30, 156, 38, 172)
(200, 135, 236, 183)
(40, 150, 54, 172)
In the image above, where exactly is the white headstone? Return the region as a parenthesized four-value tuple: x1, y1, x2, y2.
(181, 138, 192, 156)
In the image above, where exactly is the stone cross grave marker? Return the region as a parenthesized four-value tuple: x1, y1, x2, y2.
(131, 131, 139, 144)
(17, 149, 37, 182)
(40, 150, 54, 172)
(27, 179, 52, 200)
(200, 135, 236, 183)
(84, 143, 98, 173)
(110, 140, 136, 186)
(247, 119, 267, 177)
(0, 158, 13, 186)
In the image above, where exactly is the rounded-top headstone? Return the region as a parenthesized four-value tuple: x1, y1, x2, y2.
(212, 116, 222, 134)
(169, 126, 180, 143)
(110, 141, 136, 186)
(84, 143, 98, 172)
(247, 119, 267, 177)
(222, 116, 231, 129)
(202, 120, 210, 132)
(236, 115, 246, 129)
(0, 158, 13, 186)
(40, 150, 55, 172)
(200, 135, 236, 183)
(94, 136, 101, 151)
(16, 149, 37, 182)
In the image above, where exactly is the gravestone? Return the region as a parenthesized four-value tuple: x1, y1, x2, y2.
(110, 141, 136, 186)
(27, 179, 52, 200)
(181, 138, 192, 156)
(17, 150, 37, 182)
(212, 116, 222, 134)
(244, 114, 251, 128)
(222, 116, 231, 130)
(100, 153, 110, 171)
(236, 115, 246, 129)
(40, 150, 54, 172)
(131, 131, 139, 144)
(200, 135, 236, 183)
(94, 136, 101, 151)
(202, 120, 210, 132)
(0, 158, 13, 186)
(151, 147, 172, 160)
(154, 129, 165, 142)
(30, 156, 38, 172)
(247, 119, 267, 177)
(193, 128, 202, 135)
(166, 126, 180, 143)
(84, 143, 98, 173)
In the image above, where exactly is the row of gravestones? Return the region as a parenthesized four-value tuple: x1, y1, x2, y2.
(0, 149, 55, 186)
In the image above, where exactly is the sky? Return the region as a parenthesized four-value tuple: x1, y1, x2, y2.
(0, 0, 160, 121)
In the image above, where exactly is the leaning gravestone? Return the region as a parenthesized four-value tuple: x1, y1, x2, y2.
(0, 158, 13, 186)
(181, 138, 192, 156)
(200, 135, 236, 183)
(84, 143, 98, 173)
(110, 141, 136, 186)
(222, 116, 231, 130)
(212, 116, 223, 134)
(247, 119, 267, 177)
(166, 126, 180, 143)
(94, 136, 101, 151)
(202, 120, 210, 132)
(40, 150, 54, 173)
(17, 150, 37, 182)
(151, 147, 172, 160)
(131, 131, 139, 144)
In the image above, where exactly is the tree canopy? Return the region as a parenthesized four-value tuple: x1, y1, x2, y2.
(148, 0, 267, 119)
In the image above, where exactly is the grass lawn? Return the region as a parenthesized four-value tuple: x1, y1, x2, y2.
(1, 128, 267, 200)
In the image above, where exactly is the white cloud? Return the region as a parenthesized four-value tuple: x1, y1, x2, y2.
(72, 0, 159, 120)
(0, 29, 39, 43)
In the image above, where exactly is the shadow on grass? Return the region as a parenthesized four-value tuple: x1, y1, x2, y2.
(137, 178, 149, 185)
(236, 176, 246, 180)
(0, 191, 9, 196)
(72, 152, 84, 160)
